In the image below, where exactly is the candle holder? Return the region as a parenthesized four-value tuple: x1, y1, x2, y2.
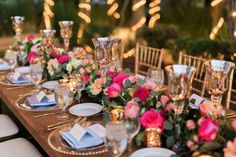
(11, 16, 24, 44)
(40, 29, 56, 47)
(59, 21, 74, 51)
(110, 108, 124, 122)
(145, 127, 162, 147)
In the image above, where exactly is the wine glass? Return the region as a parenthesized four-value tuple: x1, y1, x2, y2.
(124, 117, 140, 152)
(59, 21, 74, 51)
(55, 84, 73, 120)
(105, 122, 128, 157)
(6, 53, 17, 74)
(74, 82, 85, 103)
(147, 68, 164, 90)
(29, 59, 43, 93)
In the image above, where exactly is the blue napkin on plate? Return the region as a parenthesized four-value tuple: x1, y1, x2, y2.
(61, 127, 104, 149)
(27, 94, 56, 108)
(0, 62, 10, 71)
(7, 75, 31, 84)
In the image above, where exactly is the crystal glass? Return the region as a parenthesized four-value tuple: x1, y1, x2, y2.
(105, 122, 128, 157)
(11, 16, 24, 43)
(205, 60, 235, 110)
(40, 29, 56, 47)
(111, 38, 122, 72)
(55, 84, 73, 120)
(124, 117, 140, 152)
(6, 53, 17, 74)
(29, 59, 43, 93)
(74, 82, 85, 103)
(59, 21, 74, 51)
(92, 37, 115, 75)
(147, 68, 164, 90)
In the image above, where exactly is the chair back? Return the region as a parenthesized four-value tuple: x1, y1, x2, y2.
(226, 67, 236, 109)
(135, 43, 164, 76)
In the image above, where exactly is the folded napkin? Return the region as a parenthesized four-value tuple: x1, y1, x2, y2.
(27, 91, 56, 108)
(61, 124, 105, 149)
(7, 72, 31, 84)
(189, 93, 204, 109)
(0, 61, 10, 71)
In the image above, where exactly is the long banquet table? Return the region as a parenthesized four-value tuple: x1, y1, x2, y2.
(0, 73, 139, 157)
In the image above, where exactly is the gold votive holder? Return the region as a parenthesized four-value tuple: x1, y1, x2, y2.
(110, 108, 124, 122)
(145, 127, 162, 147)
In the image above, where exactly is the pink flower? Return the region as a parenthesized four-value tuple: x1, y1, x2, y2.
(224, 138, 236, 157)
(50, 47, 61, 58)
(198, 118, 219, 142)
(186, 120, 195, 130)
(79, 68, 85, 74)
(133, 87, 150, 101)
(142, 80, 157, 91)
(199, 102, 219, 118)
(80, 74, 90, 84)
(27, 35, 35, 41)
(124, 101, 140, 119)
(140, 109, 164, 128)
(160, 95, 170, 104)
(57, 55, 71, 64)
(89, 77, 106, 95)
(73, 47, 86, 59)
(27, 51, 36, 63)
(104, 83, 122, 98)
(165, 103, 174, 111)
(113, 73, 129, 86)
(231, 119, 236, 131)
(31, 43, 40, 53)
(186, 140, 198, 151)
(106, 70, 117, 78)
(122, 76, 137, 87)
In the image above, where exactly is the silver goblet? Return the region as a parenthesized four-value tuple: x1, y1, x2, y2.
(40, 29, 56, 47)
(59, 21, 74, 51)
(11, 16, 24, 44)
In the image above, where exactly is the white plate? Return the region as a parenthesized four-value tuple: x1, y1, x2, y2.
(42, 81, 58, 90)
(69, 103, 103, 117)
(0, 62, 10, 71)
(15, 66, 30, 74)
(130, 148, 176, 157)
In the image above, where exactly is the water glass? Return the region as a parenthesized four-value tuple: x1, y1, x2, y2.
(29, 63, 43, 92)
(105, 122, 128, 157)
(55, 84, 73, 120)
(147, 68, 164, 89)
(74, 82, 85, 103)
(6, 54, 17, 74)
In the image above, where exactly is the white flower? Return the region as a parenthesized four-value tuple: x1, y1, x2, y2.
(66, 58, 81, 74)
(47, 59, 59, 76)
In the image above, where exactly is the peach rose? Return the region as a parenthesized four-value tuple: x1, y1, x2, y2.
(124, 101, 140, 119)
(224, 138, 236, 157)
(104, 83, 122, 98)
(186, 120, 195, 130)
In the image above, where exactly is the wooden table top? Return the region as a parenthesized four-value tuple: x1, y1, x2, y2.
(0, 74, 140, 157)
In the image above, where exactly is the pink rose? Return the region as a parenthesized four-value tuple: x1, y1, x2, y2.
(186, 120, 195, 130)
(104, 83, 122, 98)
(198, 118, 219, 142)
(160, 95, 170, 104)
(27, 35, 35, 41)
(224, 138, 236, 157)
(124, 101, 140, 119)
(122, 76, 137, 87)
(31, 43, 40, 53)
(186, 140, 198, 151)
(57, 55, 71, 64)
(50, 47, 61, 59)
(140, 109, 164, 128)
(231, 119, 236, 131)
(165, 103, 174, 111)
(80, 74, 90, 84)
(27, 51, 37, 63)
(113, 73, 129, 86)
(199, 102, 218, 118)
(73, 47, 86, 59)
(133, 87, 150, 101)
(106, 70, 117, 78)
(142, 80, 157, 91)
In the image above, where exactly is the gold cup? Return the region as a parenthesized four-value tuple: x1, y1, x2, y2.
(145, 127, 162, 147)
(110, 108, 124, 122)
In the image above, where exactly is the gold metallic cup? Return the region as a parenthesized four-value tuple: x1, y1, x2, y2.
(59, 21, 74, 51)
(110, 108, 124, 122)
(145, 127, 162, 147)
(40, 29, 56, 46)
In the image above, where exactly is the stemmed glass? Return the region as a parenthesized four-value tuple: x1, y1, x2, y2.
(11, 16, 24, 44)
(55, 84, 73, 120)
(40, 29, 56, 47)
(205, 60, 235, 110)
(29, 57, 43, 93)
(111, 38, 122, 72)
(105, 122, 128, 157)
(6, 53, 17, 74)
(147, 68, 164, 90)
(124, 117, 140, 152)
(59, 21, 74, 51)
(74, 82, 85, 103)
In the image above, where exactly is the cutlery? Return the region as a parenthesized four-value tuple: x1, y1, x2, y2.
(47, 117, 81, 128)
(34, 111, 65, 118)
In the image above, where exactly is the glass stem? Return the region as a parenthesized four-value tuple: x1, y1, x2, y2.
(64, 38, 70, 51)
(127, 136, 133, 152)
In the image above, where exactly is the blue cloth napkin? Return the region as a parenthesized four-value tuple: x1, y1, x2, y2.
(61, 129, 104, 149)
(27, 95, 57, 108)
(0, 62, 10, 71)
(7, 75, 31, 84)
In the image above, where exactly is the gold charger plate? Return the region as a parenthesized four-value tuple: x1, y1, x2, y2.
(47, 122, 107, 156)
(15, 93, 59, 112)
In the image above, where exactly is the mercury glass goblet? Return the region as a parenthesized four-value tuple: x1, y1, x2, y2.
(11, 16, 24, 44)
(59, 21, 74, 51)
(40, 29, 56, 47)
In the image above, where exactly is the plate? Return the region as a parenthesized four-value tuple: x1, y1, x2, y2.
(15, 66, 30, 74)
(69, 103, 103, 117)
(130, 148, 176, 157)
(42, 81, 58, 90)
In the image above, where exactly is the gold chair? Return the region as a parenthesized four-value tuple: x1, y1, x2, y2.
(178, 51, 207, 96)
(226, 67, 236, 109)
(135, 43, 164, 76)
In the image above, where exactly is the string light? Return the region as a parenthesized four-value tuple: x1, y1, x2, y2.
(148, 0, 161, 28)
(232, 12, 236, 17)
(132, 17, 146, 31)
(123, 48, 135, 59)
(211, 0, 223, 7)
(209, 17, 224, 40)
(79, 3, 91, 11)
(43, 0, 54, 29)
(107, 0, 120, 19)
(132, 0, 146, 11)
